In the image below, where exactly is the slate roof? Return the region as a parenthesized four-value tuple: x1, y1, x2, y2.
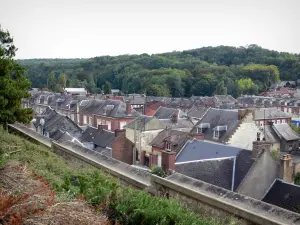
(214, 95, 237, 103)
(123, 95, 146, 105)
(273, 123, 300, 141)
(264, 125, 281, 143)
(150, 129, 189, 153)
(190, 108, 239, 142)
(94, 146, 112, 157)
(80, 99, 140, 118)
(176, 140, 242, 163)
(262, 179, 300, 213)
(153, 107, 186, 119)
(254, 108, 290, 120)
(160, 118, 194, 131)
(187, 106, 209, 119)
(34, 107, 82, 139)
(79, 126, 115, 148)
(233, 150, 255, 191)
(166, 98, 194, 109)
(125, 116, 156, 130)
(176, 158, 234, 190)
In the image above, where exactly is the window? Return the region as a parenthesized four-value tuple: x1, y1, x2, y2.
(83, 115, 87, 124)
(89, 117, 93, 125)
(120, 121, 127, 129)
(106, 121, 111, 130)
(282, 119, 286, 124)
(197, 127, 202, 134)
(214, 130, 220, 139)
(277, 120, 280, 124)
(166, 142, 171, 151)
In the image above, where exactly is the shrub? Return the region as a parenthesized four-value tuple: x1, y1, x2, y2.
(150, 166, 167, 177)
(295, 173, 300, 185)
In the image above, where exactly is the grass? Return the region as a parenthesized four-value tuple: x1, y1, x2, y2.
(0, 127, 224, 225)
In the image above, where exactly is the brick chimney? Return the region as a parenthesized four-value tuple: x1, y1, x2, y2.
(171, 112, 178, 124)
(252, 132, 271, 158)
(279, 154, 294, 183)
(98, 124, 108, 131)
(161, 150, 176, 171)
(126, 103, 132, 115)
(115, 129, 126, 137)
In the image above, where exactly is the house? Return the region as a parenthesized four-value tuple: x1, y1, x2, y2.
(272, 123, 300, 152)
(165, 98, 194, 112)
(125, 116, 166, 164)
(111, 89, 121, 96)
(78, 124, 116, 157)
(254, 108, 291, 127)
(190, 108, 240, 143)
(79, 99, 140, 131)
(145, 101, 166, 116)
(214, 95, 237, 109)
(123, 94, 146, 114)
(64, 88, 87, 96)
(33, 106, 82, 140)
(152, 106, 187, 120)
(149, 129, 193, 168)
(174, 140, 254, 191)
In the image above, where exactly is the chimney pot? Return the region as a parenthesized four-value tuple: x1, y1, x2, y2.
(126, 103, 132, 115)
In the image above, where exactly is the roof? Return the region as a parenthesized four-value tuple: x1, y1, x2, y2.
(214, 95, 237, 103)
(273, 123, 300, 141)
(94, 146, 112, 157)
(187, 106, 209, 119)
(65, 88, 87, 93)
(150, 129, 189, 153)
(262, 179, 300, 213)
(153, 107, 186, 119)
(176, 158, 234, 190)
(125, 116, 156, 130)
(254, 108, 290, 120)
(264, 125, 281, 143)
(190, 108, 239, 142)
(79, 126, 115, 148)
(160, 118, 194, 131)
(176, 139, 242, 163)
(123, 95, 146, 105)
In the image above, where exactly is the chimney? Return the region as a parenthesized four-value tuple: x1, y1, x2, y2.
(279, 154, 294, 183)
(98, 124, 108, 131)
(115, 129, 126, 137)
(171, 112, 178, 124)
(252, 135, 271, 159)
(126, 103, 132, 115)
(161, 150, 176, 171)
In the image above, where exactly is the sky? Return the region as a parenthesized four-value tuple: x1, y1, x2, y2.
(1, 0, 299, 59)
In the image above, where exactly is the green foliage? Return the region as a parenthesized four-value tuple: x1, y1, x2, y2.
(103, 81, 111, 94)
(271, 150, 280, 160)
(292, 125, 300, 134)
(295, 173, 300, 185)
(236, 78, 259, 95)
(0, 26, 33, 128)
(150, 166, 167, 177)
(19, 45, 300, 97)
(215, 80, 227, 95)
(0, 128, 220, 224)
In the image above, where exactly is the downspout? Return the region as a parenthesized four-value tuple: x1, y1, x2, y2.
(231, 156, 237, 191)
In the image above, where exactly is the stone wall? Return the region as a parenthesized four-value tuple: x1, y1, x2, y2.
(8, 123, 300, 225)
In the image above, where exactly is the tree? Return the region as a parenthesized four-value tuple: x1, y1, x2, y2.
(103, 81, 111, 94)
(0, 25, 33, 128)
(215, 80, 227, 95)
(48, 71, 57, 91)
(57, 73, 67, 89)
(236, 78, 259, 96)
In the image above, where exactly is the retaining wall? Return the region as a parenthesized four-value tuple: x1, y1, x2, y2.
(8, 123, 300, 225)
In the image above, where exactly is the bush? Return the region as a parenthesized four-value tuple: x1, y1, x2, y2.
(150, 166, 167, 178)
(295, 173, 300, 185)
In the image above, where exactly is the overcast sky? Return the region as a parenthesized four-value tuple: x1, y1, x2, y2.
(1, 0, 299, 59)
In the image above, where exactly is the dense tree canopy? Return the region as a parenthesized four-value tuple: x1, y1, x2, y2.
(19, 44, 300, 97)
(0, 26, 33, 128)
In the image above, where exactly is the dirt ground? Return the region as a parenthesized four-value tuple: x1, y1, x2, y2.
(0, 161, 109, 225)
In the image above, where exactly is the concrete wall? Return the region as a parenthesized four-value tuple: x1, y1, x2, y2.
(237, 150, 279, 200)
(8, 123, 300, 225)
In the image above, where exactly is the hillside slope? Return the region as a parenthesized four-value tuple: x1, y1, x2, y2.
(0, 127, 220, 225)
(20, 45, 300, 97)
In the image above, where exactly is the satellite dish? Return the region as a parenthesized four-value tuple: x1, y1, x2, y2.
(40, 118, 45, 126)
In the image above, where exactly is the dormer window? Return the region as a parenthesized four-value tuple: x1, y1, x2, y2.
(197, 127, 202, 134)
(214, 130, 220, 139)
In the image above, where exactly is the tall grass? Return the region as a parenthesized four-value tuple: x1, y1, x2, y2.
(0, 127, 221, 225)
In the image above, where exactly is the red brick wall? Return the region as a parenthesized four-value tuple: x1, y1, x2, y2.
(112, 129, 134, 165)
(161, 151, 176, 171)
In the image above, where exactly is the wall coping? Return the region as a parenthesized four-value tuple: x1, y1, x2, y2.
(152, 173, 300, 225)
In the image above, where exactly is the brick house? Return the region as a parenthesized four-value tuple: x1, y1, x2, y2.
(253, 108, 291, 127)
(79, 99, 140, 131)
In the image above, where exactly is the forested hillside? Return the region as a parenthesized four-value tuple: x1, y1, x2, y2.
(19, 45, 300, 97)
